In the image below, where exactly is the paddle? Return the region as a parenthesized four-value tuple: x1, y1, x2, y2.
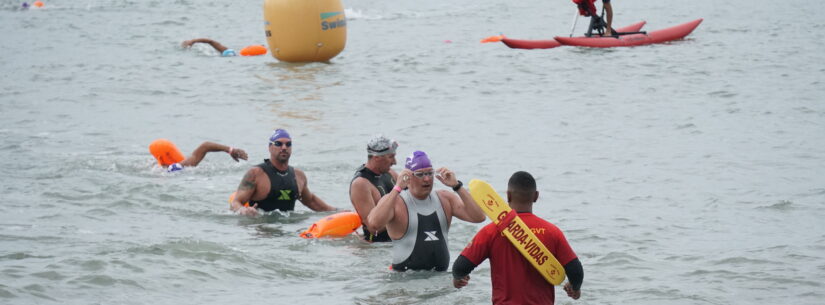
(569, 9, 579, 37)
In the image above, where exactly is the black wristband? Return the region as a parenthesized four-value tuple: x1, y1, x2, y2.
(452, 180, 463, 192)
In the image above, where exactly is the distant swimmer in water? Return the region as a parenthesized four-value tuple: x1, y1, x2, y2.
(367, 150, 486, 271)
(230, 129, 337, 216)
(149, 139, 248, 172)
(181, 38, 267, 57)
(22, 1, 44, 9)
(349, 135, 399, 243)
(452, 171, 584, 304)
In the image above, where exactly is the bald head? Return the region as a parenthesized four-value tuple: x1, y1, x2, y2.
(507, 171, 537, 204)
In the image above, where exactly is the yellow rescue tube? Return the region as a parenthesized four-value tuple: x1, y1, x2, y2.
(263, 0, 347, 62)
(149, 139, 185, 167)
(300, 212, 361, 239)
(468, 179, 567, 285)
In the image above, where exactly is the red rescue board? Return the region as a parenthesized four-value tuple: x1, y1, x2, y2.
(499, 21, 647, 49)
(554, 19, 703, 48)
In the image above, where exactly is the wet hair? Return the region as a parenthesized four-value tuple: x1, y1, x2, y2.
(508, 171, 536, 202)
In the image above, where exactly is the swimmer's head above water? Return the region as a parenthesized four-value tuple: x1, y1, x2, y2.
(405, 150, 432, 171)
(221, 49, 237, 57)
(167, 163, 184, 172)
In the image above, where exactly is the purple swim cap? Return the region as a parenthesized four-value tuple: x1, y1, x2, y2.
(405, 150, 432, 171)
(269, 129, 291, 142)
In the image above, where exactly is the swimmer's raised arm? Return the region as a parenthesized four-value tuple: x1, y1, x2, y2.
(181, 38, 228, 53)
(367, 168, 410, 235)
(180, 142, 247, 167)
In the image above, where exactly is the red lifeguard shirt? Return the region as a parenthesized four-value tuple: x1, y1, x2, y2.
(459, 212, 578, 305)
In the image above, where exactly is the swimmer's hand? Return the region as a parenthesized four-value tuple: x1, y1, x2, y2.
(238, 203, 259, 217)
(229, 148, 248, 162)
(396, 169, 413, 190)
(453, 275, 470, 288)
(435, 167, 458, 188)
(181, 40, 195, 48)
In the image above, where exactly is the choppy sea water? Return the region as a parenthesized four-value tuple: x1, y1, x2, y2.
(1, 0, 824, 304)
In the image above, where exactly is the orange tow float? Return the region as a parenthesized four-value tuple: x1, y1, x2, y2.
(240, 45, 267, 56)
(228, 191, 250, 207)
(148, 139, 185, 167)
(300, 212, 361, 239)
(227, 190, 359, 238)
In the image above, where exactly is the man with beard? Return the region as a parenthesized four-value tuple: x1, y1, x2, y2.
(368, 150, 486, 271)
(230, 129, 337, 216)
(349, 135, 399, 242)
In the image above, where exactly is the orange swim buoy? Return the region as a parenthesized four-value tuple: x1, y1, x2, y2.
(148, 139, 185, 167)
(33, 1, 44, 7)
(240, 45, 267, 56)
(299, 212, 361, 239)
(228, 191, 250, 208)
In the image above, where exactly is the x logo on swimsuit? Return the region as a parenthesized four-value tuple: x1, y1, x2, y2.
(424, 231, 439, 241)
(278, 190, 291, 200)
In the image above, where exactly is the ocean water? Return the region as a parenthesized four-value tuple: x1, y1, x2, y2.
(1, 0, 824, 304)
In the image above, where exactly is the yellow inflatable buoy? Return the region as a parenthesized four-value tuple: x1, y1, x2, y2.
(263, 0, 347, 62)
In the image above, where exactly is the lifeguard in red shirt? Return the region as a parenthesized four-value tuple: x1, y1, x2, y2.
(452, 171, 584, 304)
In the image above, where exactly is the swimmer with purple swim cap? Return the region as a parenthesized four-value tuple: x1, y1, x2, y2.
(404, 150, 432, 172)
(269, 128, 291, 142)
(230, 128, 338, 217)
(268, 128, 292, 164)
(367, 150, 487, 271)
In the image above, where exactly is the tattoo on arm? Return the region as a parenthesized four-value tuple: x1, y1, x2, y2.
(239, 171, 256, 190)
